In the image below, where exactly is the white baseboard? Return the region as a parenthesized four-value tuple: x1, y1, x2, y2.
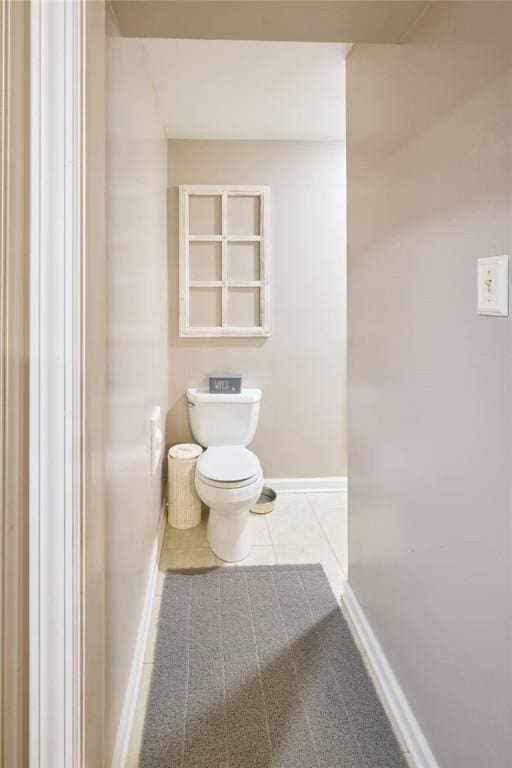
(342, 583, 440, 768)
(264, 476, 347, 493)
(110, 499, 167, 768)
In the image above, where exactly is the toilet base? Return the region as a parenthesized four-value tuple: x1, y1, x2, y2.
(207, 507, 251, 563)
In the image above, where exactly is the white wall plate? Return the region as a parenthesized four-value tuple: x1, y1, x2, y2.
(477, 254, 509, 317)
(150, 406, 163, 475)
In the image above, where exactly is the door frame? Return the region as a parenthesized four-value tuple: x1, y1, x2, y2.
(29, 1, 106, 766)
(0, 0, 29, 764)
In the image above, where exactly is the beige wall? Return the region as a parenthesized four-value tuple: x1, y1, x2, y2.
(106, 27, 168, 763)
(167, 140, 346, 478)
(84, 2, 107, 764)
(0, 1, 29, 764)
(347, 4, 512, 767)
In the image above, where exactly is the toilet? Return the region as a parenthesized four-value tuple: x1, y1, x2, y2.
(186, 387, 263, 562)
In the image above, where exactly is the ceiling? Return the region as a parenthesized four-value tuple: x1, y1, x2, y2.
(143, 39, 350, 140)
(113, 1, 429, 43)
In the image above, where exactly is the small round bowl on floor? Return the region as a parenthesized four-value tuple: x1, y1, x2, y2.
(250, 486, 277, 515)
(195, 469, 263, 562)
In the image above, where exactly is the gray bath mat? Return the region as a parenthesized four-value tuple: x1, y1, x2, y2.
(140, 565, 408, 768)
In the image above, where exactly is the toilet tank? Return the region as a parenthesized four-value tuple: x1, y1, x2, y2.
(186, 388, 261, 447)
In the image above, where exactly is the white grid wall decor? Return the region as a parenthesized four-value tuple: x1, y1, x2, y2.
(179, 185, 270, 337)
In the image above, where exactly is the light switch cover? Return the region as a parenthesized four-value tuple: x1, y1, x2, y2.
(477, 255, 509, 317)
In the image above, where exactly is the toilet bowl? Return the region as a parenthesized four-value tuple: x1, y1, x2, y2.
(195, 446, 263, 562)
(186, 387, 263, 562)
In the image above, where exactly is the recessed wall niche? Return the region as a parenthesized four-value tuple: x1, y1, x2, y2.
(179, 185, 270, 337)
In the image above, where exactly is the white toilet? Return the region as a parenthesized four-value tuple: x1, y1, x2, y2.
(186, 387, 263, 562)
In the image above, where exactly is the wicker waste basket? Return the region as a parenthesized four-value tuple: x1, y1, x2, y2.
(167, 443, 203, 529)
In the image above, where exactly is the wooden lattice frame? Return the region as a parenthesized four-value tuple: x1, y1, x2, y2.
(179, 184, 270, 337)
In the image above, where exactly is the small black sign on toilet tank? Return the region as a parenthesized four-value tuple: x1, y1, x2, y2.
(209, 374, 242, 394)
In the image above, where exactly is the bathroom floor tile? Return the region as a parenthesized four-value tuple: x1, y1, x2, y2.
(319, 552, 347, 602)
(155, 548, 216, 594)
(267, 497, 329, 554)
(312, 502, 348, 573)
(272, 491, 311, 516)
(264, 493, 347, 603)
(160, 547, 216, 570)
(162, 516, 208, 550)
(130, 492, 352, 763)
(249, 513, 271, 545)
(306, 491, 348, 512)
(274, 541, 346, 603)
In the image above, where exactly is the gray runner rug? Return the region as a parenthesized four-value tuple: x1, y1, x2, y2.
(139, 564, 408, 768)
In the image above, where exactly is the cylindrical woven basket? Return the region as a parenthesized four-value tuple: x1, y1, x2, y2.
(167, 443, 203, 529)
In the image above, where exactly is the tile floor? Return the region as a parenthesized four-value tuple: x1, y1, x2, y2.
(127, 491, 414, 768)
(156, 490, 348, 599)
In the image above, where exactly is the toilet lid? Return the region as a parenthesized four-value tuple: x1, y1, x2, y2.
(197, 446, 260, 483)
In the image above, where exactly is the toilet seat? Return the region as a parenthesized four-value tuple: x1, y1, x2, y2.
(197, 472, 261, 490)
(197, 446, 261, 488)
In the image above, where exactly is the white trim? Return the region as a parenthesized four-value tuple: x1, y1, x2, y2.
(342, 584, 440, 768)
(264, 477, 347, 493)
(111, 503, 167, 768)
(29, 1, 84, 766)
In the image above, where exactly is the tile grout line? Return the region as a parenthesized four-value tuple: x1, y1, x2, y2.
(140, 565, 408, 768)
(243, 572, 276, 767)
(306, 494, 347, 581)
(180, 578, 194, 768)
(267, 492, 322, 561)
(217, 573, 230, 768)
(298, 571, 371, 768)
(270, 571, 322, 768)
(262, 515, 277, 560)
(261, 511, 279, 563)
